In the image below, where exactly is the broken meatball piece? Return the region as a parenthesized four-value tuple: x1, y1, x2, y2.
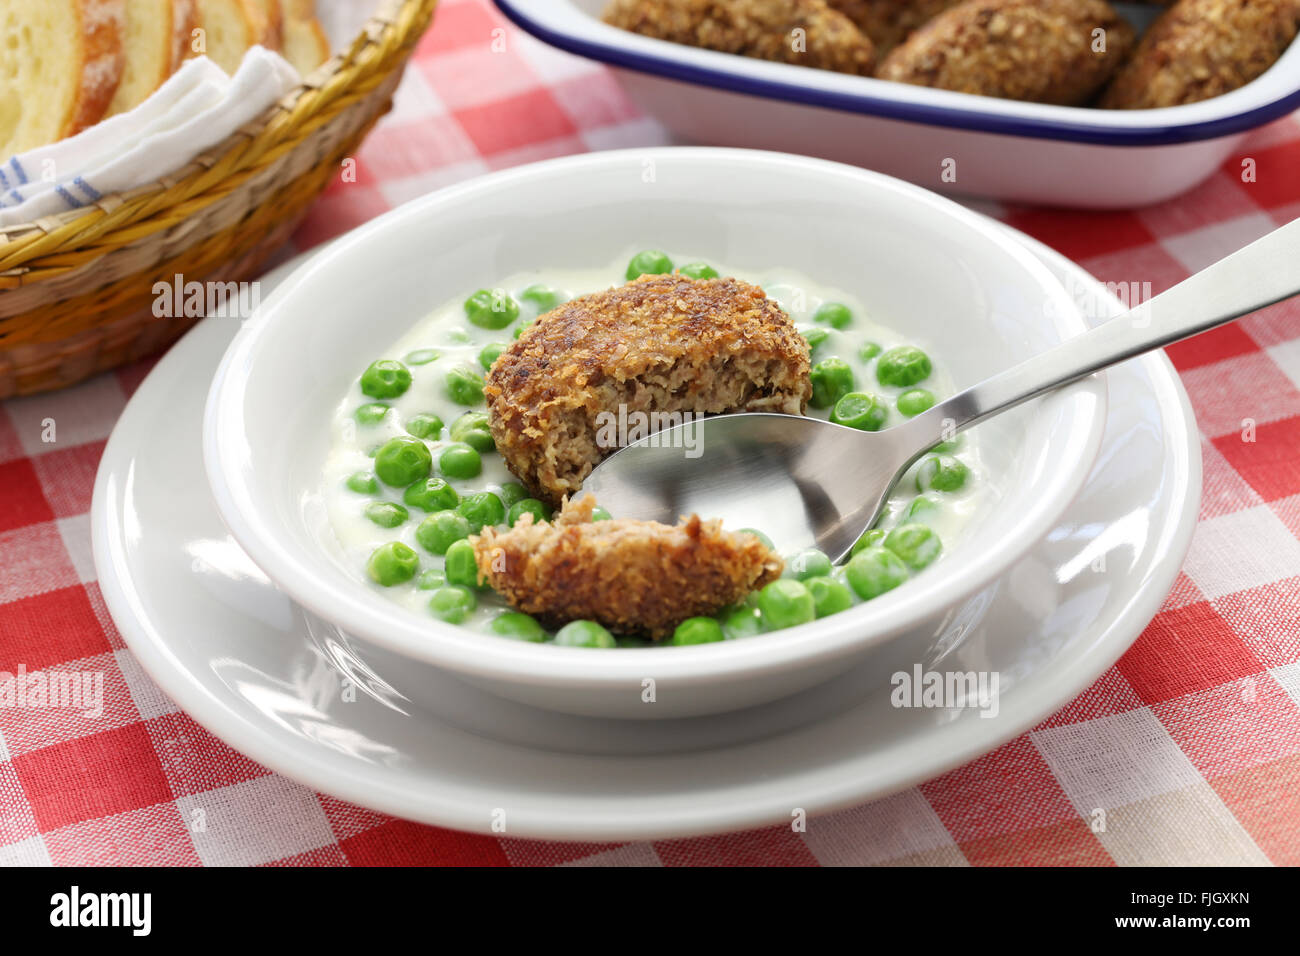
(485, 272, 811, 506)
(471, 496, 783, 638)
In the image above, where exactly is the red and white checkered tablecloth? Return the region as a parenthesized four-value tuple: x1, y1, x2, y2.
(2, 0, 1299, 867)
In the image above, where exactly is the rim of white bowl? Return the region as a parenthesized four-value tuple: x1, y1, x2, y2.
(204, 147, 1108, 689)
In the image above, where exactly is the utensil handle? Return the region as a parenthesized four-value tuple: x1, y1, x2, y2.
(909, 216, 1300, 445)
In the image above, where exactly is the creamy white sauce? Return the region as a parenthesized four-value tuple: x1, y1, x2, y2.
(321, 251, 990, 639)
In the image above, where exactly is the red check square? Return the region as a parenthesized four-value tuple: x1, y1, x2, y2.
(0, 585, 110, 674)
(1117, 601, 1263, 704)
(453, 88, 578, 156)
(0, 457, 54, 534)
(1164, 322, 1260, 372)
(1213, 415, 1300, 502)
(922, 736, 1077, 842)
(1234, 140, 1300, 209)
(13, 723, 173, 832)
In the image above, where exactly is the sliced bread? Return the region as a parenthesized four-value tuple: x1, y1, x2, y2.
(106, 0, 175, 116)
(0, 0, 126, 158)
(282, 0, 329, 76)
(245, 0, 283, 50)
(171, 0, 198, 69)
(193, 0, 255, 74)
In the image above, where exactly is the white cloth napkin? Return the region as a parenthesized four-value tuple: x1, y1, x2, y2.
(0, 47, 300, 228)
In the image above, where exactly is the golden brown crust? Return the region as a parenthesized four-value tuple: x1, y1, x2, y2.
(472, 496, 783, 638)
(172, 0, 198, 69)
(827, 0, 964, 56)
(876, 0, 1135, 105)
(603, 0, 876, 75)
(70, 0, 127, 135)
(485, 273, 812, 506)
(1100, 0, 1300, 109)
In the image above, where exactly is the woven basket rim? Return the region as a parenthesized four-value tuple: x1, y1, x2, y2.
(0, 0, 420, 253)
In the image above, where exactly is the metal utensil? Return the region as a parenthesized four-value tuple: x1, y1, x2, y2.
(582, 218, 1300, 561)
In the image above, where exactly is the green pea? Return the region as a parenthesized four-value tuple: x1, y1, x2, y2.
(478, 342, 508, 370)
(739, 527, 774, 550)
(519, 284, 564, 312)
(859, 342, 882, 362)
(905, 495, 941, 523)
(364, 500, 408, 528)
(678, 262, 718, 280)
(802, 327, 829, 354)
(626, 249, 673, 280)
(805, 575, 854, 618)
(346, 472, 378, 494)
(416, 568, 446, 590)
(785, 547, 832, 581)
(810, 358, 855, 409)
(445, 364, 485, 405)
(916, 455, 968, 493)
(814, 302, 852, 329)
(444, 539, 482, 588)
(366, 542, 418, 587)
(930, 435, 962, 454)
(513, 319, 534, 340)
(354, 402, 389, 425)
(404, 413, 444, 440)
(403, 476, 459, 512)
(429, 585, 476, 624)
(439, 442, 481, 480)
(884, 523, 942, 570)
(449, 410, 494, 452)
(876, 345, 932, 387)
(591, 506, 612, 522)
(457, 491, 506, 532)
(507, 498, 550, 526)
(850, 528, 887, 557)
(758, 579, 816, 630)
(897, 389, 936, 417)
(374, 437, 432, 487)
(498, 482, 528, 507)
(554, 619, 617, 647)
(404, 348, 439, 366)
(491, 611, 547, 642)
(464, 288, 520, 329)
(845, 547, 909, 600)
(830, 391, 887, 431)
(359, 360, 411, 399)
(721, 605, 762, 639)
(415, 510, 471, 554)
(671, 616, 725, 645)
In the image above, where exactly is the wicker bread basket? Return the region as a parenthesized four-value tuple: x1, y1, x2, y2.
(0, 0, 438, 398)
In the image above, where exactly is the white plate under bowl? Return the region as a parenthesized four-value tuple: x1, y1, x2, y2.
(91, 236, 1200, 841)
(203, 147, 1106, 719)
(498, 1, 1300, 207)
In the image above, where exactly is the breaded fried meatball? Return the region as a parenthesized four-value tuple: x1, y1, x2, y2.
(602, 0, 877, 75)
(472, 496, 783, 638)
(827, 0, 964, 55)
(485, 273, 811, 507)
(1101, 0, 1300, 109)
(876, 0, 1135, 105)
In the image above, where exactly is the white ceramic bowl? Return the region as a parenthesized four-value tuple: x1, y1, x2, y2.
(498, 0, 1300, 208)
(204, 147, 1106, 719)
